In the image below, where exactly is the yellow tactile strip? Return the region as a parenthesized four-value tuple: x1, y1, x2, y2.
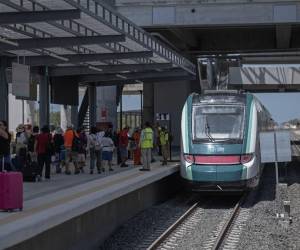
(0, 171, 144, 226)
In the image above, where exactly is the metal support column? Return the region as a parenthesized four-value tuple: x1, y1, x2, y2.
(143, 83, 154, 125)
(71, 105, 78, 129)
(39, 67, 50, 127)
(0, 57, 8, 122)
(140, 90, 143, 126)
(120, 94, 123, 130)
(88, 84, 96, 128)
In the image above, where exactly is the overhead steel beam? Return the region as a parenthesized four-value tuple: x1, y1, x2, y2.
(0, 9, 81, 24)
(230, 84, 300, 92)
(93, 75, 195, 86)
(0, 35, 126, 51)
(78, 69, 188, 83)
(14, 51, 153, 66)
(48, 63, 173, 76)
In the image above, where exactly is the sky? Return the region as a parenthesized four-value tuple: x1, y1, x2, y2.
(254, 93, 300, 124)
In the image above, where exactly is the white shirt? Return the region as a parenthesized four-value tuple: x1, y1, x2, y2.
(101, 137, 114, 152)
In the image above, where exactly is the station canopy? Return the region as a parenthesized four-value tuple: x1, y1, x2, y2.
(0, 0, 196, 86)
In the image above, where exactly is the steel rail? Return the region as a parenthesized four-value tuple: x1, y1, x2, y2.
(212, 194, 247, 250)
(146, 202, 199, 250)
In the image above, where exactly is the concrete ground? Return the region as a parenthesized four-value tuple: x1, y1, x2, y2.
(0, 153, 180, 250)
(23, 151, 179, 201)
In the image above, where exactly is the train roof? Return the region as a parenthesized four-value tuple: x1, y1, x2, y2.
(192, 91, 247, 105)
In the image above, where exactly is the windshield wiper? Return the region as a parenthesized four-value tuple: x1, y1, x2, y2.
(205, 117, 215, 142)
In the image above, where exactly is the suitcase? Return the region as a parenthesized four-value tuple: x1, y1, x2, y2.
(23, 161, 38, 182)
(0, 172, 23, 211)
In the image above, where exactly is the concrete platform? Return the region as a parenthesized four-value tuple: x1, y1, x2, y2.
(0, 161, 180, 250)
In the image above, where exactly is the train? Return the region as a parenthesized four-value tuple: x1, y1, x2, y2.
(180, 90, 274, 192)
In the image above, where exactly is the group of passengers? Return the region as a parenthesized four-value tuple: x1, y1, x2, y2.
(0, 120, 171, 181)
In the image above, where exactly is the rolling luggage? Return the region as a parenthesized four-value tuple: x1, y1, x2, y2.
(23, 160, 38, 182)
(0, 170, 23, 211)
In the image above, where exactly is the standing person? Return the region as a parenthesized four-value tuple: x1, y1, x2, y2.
(96, 129, 105, 170)
(88, 126, 102, 174)
(15, 124, 28, 158)
(64, 125, 80, 175)
(0, 120, 11, 171)
(119, 126, 130, 167)
(77, 127, 87, 173)
(160, 127, 169, 165)
(27, 126, 39, 163)
(35, 125, 52, 180)
(132, 128, 142, 166)
(139, 122, 153, 171)
(101, 131, 115, 172)
(154, 122, 162, 156)
(53, 127, 64, 174)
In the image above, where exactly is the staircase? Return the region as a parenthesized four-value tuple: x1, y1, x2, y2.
(82, 107, 90, 133)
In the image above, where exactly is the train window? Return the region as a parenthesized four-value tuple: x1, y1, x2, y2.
(192, 105, 245, 142)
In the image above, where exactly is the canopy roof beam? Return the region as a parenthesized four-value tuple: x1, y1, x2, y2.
(13, 51, 154, 66)
(92, 75, 195, 86)
(47, 63, 173, 76)
(78, 69, 189, 83)
(0, 35, 126, 51)
(0, 9, 81, 24)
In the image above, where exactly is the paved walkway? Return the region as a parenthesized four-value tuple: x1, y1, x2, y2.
(0, 157, 180, 250)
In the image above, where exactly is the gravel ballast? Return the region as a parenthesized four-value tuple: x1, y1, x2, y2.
(238, 161, 300, 250)
(100, 160, 300, 250)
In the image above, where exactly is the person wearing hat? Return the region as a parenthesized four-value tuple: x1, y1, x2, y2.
(27, 126, 39, 163)
(53, 127, 64, 174)
(15, 124, 28, 168)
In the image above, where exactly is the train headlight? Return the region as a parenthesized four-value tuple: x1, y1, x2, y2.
(184, 154, 194, 164)
(240, 154, 254, 164)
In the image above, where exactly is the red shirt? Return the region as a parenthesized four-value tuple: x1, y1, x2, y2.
(119, 129, 129, 147)
(36, 133, 51, 154)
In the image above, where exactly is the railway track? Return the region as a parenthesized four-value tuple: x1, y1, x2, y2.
(147, 194, 248, 250)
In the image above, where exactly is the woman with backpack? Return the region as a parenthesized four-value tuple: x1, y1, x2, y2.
(88, 127, 102, 174)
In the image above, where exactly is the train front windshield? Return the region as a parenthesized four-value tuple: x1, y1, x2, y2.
(192, 105, 245, 143)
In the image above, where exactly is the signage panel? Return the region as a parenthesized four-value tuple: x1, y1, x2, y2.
(260, 132, 276, 163)
(12, 63, 30, 98)
(275, 130, 291, 162)
(260, 131, 291, 163)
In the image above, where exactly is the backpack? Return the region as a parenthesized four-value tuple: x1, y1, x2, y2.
(89, 134, 101, 150)
(72, 132, 81, 152)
